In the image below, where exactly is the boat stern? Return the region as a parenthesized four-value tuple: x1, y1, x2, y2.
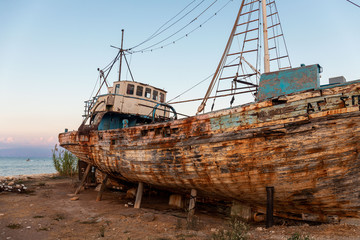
(58, 130, 94, 165)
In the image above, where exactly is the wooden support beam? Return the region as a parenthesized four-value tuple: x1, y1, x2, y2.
(187, 189, 197, 220)
(134, 182, 144, 209)
(74, 164, 92, 195)
(96, 174, 109, 202)
(266, 186, 274, 228)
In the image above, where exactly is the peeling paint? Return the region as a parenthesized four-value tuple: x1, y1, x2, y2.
(59, 80, 360, 222)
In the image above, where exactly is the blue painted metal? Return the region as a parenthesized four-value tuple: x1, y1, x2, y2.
(98, 113, 137, 130)
(152, 103, 177, 122)
(258, 64, 321, 101)
(98, 114, 122, 130)
(210, 110, 259, 131)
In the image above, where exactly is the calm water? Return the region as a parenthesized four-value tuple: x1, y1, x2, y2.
(0, 157, 56, 177)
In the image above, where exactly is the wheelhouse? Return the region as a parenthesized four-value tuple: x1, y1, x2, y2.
(82, 81, 173, 131)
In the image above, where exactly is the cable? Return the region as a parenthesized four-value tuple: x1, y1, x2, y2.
(130, 0, 204, 50)
(89, 75, 101, 100)
(134, 0, 219, 52)
(346, 0, 360, 8)
(167, 73, 214, 103)
(132, 0, 233, 53)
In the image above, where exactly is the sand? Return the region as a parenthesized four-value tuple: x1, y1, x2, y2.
(1, 174, 360, 240)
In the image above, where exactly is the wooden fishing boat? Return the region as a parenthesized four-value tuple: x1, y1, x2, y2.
(59, 0, 360, 222)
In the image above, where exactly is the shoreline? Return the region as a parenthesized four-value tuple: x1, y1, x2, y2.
(0, 173, 59, 181)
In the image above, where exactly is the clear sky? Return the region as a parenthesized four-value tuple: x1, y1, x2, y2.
(0, 0, 359, 154)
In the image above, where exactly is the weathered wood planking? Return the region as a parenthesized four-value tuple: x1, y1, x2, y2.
(59, 81, 360, 222)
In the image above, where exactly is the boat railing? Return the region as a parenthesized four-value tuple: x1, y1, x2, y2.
(151, 103, 177, 122)
(83, 96, 98, 119)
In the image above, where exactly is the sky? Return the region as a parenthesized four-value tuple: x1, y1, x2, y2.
(0, 0, 359, 156)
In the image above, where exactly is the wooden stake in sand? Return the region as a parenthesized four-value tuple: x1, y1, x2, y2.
(134, 182, 144, 209)
(74, 164, 92, 195)
(96, 174, 109, 202)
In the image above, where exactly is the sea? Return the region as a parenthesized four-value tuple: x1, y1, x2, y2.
(0, 157, 56, 177)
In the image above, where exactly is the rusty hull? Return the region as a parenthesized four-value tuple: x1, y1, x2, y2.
(59, 81, 360, 222)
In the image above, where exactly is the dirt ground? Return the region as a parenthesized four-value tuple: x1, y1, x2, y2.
(1, 174, 360, 240)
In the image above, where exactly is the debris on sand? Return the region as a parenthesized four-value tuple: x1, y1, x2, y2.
(0, 180, 28, 193)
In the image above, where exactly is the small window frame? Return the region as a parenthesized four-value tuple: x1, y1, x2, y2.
(136, 86, 144, 97)
(160, 92, 165, 103)
(153, 90, 158, 101)
(145, 88, 151, 99)
(127, 84, 135, 95)
(114, 84, 120, 94)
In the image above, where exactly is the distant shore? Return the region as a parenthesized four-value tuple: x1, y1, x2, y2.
(0, 173, 59, 181)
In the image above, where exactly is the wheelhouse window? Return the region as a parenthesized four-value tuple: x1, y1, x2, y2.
(115, 84, 120, 94)
(127, 84, 134, 95)
(145, 88, 151, 98)
(153, 90, 158, 101)
(160, 92, 165, 103)
(136, 86, 143, 97)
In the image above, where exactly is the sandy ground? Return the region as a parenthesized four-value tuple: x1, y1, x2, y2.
(1, 174, 360, 240)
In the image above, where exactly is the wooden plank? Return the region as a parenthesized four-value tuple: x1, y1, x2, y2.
(134, 182, 144, 209)
(74, 164, 92, 195)
(96, 174, 109, 202)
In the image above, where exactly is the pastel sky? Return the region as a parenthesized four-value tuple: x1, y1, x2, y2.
(0, 0, 359, 152)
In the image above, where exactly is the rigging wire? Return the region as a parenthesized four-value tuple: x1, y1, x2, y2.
(236, 1, 256, 75)
(167, 73, 214, 103)
(89, 75, 101, 101)
(130, 0, 203, 50)
(123, 54, 136, 82)
(100, 54, 118, 72)
(90, 0, 227, 101)
(272, 1, 292, 69)
(132, 0, 224, 53)
(135, 0, 218, 52)
(100, 51, 121, 73)
(255, 0, 261, 85)
(346, 0, 360, 8)
(103, 51, 121, 81)
(126, 53, 132, 80)
(132, 0, 233, 53)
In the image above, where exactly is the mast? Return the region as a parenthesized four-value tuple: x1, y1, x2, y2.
(261, 0, 270, 73)
(197, 0, 247, 114)
(118, 29, 125, 82)
(195, 0, 290, 114)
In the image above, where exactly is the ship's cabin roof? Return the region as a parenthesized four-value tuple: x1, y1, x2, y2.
(107, 80, 167, 103)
